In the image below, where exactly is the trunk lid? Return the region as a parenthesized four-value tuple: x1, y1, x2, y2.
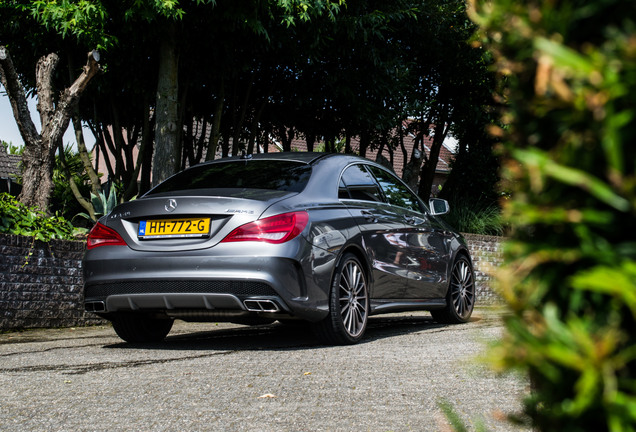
(102, 189, 295, 252)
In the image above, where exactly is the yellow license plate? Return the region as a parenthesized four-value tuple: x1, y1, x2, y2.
(138, 218, 211, 239)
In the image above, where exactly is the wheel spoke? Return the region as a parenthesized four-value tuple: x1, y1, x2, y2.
(337, 259, 368, 338)
(451, 259, 475, 319)
(341, 266, 352, 292)
(353, 305, 365, 327)
(460, 262, 468, 282)
(348, 264, 359, 290)
(344, 307, 353, 333)
(344, 302, 356, 334)
(340, 301, 351, 314)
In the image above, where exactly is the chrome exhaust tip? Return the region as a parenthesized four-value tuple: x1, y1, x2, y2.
(243, 299, 280, 313)
(85, 301, 106, 313)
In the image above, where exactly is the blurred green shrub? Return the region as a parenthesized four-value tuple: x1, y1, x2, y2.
(469, 0, 636, 430)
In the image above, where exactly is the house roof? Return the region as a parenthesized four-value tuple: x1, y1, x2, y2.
(0, 145, 21, 178)
(286, 132, 455, 179)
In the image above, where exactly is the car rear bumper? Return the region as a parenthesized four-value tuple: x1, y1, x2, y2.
(85, 280, 285, 314)
(83, 243, 334, 322)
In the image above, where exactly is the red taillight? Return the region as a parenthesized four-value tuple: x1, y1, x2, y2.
(86, 222, 128, 249)
(221, 211, 309, 244)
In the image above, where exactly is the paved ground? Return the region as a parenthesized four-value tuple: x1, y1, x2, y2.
(0, 309, 529, 431)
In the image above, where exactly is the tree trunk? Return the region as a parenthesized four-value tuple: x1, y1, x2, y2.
(65, 49, 102, 206)
(247, 94, 269, 155)
(418, 115, 450, 199)
(94, 122, 116, 181)
(221, 131, 230, 158)
(306, 134, 316, 152)
(359, 131, 370, 158)
(175, 85, 187, 170)
(278, 126, 294, 152)
(0, 48, 40, 149)
(402, 131, 425, 191)
(139, 100, 154, 196)
(152, 22, 180, 187)
(206, 80, 225, 161)
(109, 98, 126, 187)
(345, 134, 352, 154)
(232, 75, 254, 156)
(72, 114, 101, 196)
(0, 46, 100, 212)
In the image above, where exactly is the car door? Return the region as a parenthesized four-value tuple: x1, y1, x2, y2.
(399, 207, 453, 298)
(366, 165, 451, 299)
(339, 164, 409, 299)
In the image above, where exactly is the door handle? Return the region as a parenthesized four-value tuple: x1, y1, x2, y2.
(404, 215, 426, 225)
(361, 210, 378, 223)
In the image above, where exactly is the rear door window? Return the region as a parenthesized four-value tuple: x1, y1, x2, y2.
(339, 164, 383, 202)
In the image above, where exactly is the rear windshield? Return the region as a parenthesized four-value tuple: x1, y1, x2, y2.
(146, 160, 312, 195)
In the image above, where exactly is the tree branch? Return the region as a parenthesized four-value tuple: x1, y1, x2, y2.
(49, 50, 102, 150)
(36, 53, 59, 132)
(0, 46, 40, 148)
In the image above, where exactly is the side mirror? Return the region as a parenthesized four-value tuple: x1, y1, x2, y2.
(429, 198, 449, 216)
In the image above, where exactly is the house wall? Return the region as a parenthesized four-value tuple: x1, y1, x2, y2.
(0, 233, 504, 331)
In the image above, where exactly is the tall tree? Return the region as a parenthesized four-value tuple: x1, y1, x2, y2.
(389, 0, 496, 200)
(0, 46, 101, 211)
(0, 0, 111, 212)
(138, 0, 346, 186)
(152, 21, 180, 185)
(2, 0, 498, 217)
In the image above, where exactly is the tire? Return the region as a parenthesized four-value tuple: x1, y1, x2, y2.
(110, 313, 174, 343)
(313, 253, 369, 345)
(431, 255, 475, 324)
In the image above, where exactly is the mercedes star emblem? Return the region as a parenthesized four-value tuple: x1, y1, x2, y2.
(165, 199, 178, 212)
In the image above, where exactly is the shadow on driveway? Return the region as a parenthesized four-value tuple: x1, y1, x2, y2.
(104, 313, 481, 352)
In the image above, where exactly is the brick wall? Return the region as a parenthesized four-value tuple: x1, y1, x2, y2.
(0, 233, 505, 330)
(0, 234, 105, 330)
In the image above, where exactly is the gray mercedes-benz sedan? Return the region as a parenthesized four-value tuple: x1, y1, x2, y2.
(83, 152, 475, 344)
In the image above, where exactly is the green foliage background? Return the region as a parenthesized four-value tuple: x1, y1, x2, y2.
(0, 193, 75, 241)
(471, 0, 636, 430)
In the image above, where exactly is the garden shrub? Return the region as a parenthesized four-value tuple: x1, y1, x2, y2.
(0, 193, 76, 242)
(443, 198, 505, 236)
(470, 0, 636, 430)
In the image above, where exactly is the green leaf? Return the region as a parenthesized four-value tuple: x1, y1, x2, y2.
(534, 37, 594, 76)
(571, 262, 636, 318)
(512, 148, 631, 212)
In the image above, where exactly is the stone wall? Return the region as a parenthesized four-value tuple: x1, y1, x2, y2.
(463, 233, 503, 305)
(0, 233, 505, 330)
(0, 234, 105, 330)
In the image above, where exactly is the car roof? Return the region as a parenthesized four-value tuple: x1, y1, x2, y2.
(201, 152, 328, 165)
(199, 152, 377, 166)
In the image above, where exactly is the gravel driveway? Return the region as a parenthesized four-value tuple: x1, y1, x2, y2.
(0, 308, 528, 431)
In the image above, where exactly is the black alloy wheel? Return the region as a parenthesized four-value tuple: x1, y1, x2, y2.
(313, 253, 369, 345)
(431, 255, 475, 324)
